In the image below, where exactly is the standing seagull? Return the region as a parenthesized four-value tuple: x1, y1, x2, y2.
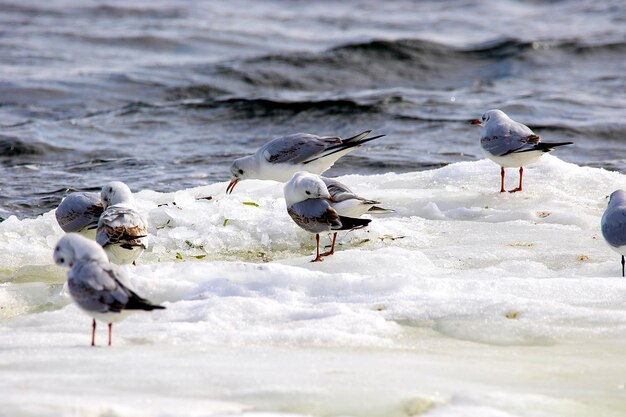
(471, 109, 572, 193)
(227, 130, 384, 193)
(601, 190, 626, 277)
(97, 181, 148, 265)
(285, 172, 371, 262)
(55, 192, 103, 239)
(53, 233, 164, 346)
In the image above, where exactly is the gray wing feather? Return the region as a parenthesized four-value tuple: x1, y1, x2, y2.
(322, 177, 379, 204)
(68, 261, 131, 313)
(288, 199, 341, 234)
(481, 120, 538, 157)
(56, 192, 103, 233)
(261, 133, 342, 164)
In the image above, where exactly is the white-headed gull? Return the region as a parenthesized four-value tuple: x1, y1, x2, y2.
(53, 233, 164, 346)
(284, 172, 372, 262)
(601, 190, 626, 277)
(471, 109, 572, 192)
(96, 181, 148, 265)
(227, 130, 384, 194)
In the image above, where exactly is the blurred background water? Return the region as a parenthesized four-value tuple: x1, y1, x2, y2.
(1, 0, 625, 219)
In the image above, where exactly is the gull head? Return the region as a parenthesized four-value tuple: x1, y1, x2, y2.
(284, 172, 331, 206)
(54, 233, 109, 268)
(471, 109, 509, 127)
(227, 156, 255, 194)
(101, 181, 134, 208)
(608, 189, 626, 206)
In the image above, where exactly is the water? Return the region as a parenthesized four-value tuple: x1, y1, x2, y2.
(1, 0, 625, 219)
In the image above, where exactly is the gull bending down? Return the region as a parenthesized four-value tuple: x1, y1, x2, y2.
(227, 130, 384, 193)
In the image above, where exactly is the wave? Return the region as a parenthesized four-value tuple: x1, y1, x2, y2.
(207, 36, 625, 92)
(57, 33, 188, 51)
(85, 4, 183, 19)
(553, 40, 626, 54)
(180, 97, 380, 116)
(203, 37, 525, 91)
(0, 135, 62, 158)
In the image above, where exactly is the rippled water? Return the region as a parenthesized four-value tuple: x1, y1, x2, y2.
(1, 0, 625, 219)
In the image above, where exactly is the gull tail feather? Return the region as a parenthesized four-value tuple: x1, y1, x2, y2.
(125, 292, 166, 311)
(515, 141, 573, 153)
(534, 141, 573, 152)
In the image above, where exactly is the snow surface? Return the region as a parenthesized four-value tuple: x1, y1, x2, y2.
(1, 156, 626, 417)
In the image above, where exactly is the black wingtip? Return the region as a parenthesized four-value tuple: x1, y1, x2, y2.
(534, 141, 574, 152)
(125, 292, 166, 311)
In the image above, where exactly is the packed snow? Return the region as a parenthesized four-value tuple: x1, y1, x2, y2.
(1, 155, 626, 417)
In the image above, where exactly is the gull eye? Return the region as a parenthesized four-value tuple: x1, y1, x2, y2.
(482, 116, 486, 121)
(238, 169, 244, 175)
(305, 190, 311, 195)
(108, 187, 113, 193)
(59, 257, 65, 264)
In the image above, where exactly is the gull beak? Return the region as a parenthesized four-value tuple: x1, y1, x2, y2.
(470, 119, 482, 126)
(226, 179, 238, 195)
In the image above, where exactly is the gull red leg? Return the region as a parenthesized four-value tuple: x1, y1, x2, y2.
(321, 232, 338, 257)
(91, 319, 96, 347)
(311, 234, 324, 262)
(108, 323, 112, 346)
(508, 167, 524, 193)
(500, 167, 506, 193)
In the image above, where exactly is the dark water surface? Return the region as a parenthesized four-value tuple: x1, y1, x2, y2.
(1, 0, 625, 219)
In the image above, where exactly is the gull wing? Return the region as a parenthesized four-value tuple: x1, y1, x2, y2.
(288, 199, 341, 234)
(55, 192, 103, 233)
(261, 133, 342, 164)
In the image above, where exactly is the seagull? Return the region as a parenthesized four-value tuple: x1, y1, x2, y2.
(321, 177, 394, 218)
(227, 130, 384, 194)
(55, 192, 103, 239)
(284, 172, 372, 262)
(471, 109, 573, 193)
(601, 190, 626, 277)
(96, 181, 148, 265)
(53, 233, 164, 346)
